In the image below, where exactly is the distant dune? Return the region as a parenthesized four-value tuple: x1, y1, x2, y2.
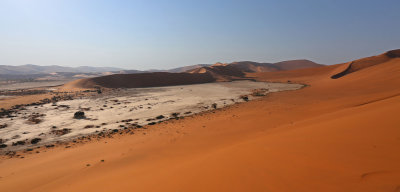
(69, 72, 216, 89)
(273, 59, 323, 70)
(67, 59, 323, 89)
(188, 65, 246, 79)
(166, 64, 211, 73)
(191, 59, 323, 73)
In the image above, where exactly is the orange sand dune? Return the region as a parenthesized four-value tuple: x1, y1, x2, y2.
(0, 50, 399, 192)
(273, 59, 323, 71)
(188, 65, 246, 80)
(0, 94, 52, 110)
(331, 49, 400, 79)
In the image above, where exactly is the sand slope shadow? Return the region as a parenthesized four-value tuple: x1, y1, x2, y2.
(331, 49, 400, 79)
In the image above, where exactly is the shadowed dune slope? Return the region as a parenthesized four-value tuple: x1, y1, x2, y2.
(66, 72, 217, 89)
(0, 50, 399, 192)
(331, 49, 400, 79)
(218, 61, 281, 72)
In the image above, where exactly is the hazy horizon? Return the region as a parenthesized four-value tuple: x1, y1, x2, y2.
(1, 0, 399, 70)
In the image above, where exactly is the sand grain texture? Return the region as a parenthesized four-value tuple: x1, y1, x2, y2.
(0, 50, 400, 192)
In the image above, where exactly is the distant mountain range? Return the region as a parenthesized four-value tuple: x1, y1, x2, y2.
(0, 60, 322, 75)
(0, 64, 215, 75)
(0, 60, 323, 81)
(0, 64, 124, 75)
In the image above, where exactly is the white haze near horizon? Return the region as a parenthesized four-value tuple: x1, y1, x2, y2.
(0, 0, 399, 70)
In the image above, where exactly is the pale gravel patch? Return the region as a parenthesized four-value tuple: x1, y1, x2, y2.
(0, 81, 303, 151)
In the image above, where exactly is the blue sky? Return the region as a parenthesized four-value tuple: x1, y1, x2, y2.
(0, 0, 399, 70)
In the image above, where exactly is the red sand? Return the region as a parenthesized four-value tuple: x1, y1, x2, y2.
(0, 50, 399, 192)
(0, 94, 52, 110)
